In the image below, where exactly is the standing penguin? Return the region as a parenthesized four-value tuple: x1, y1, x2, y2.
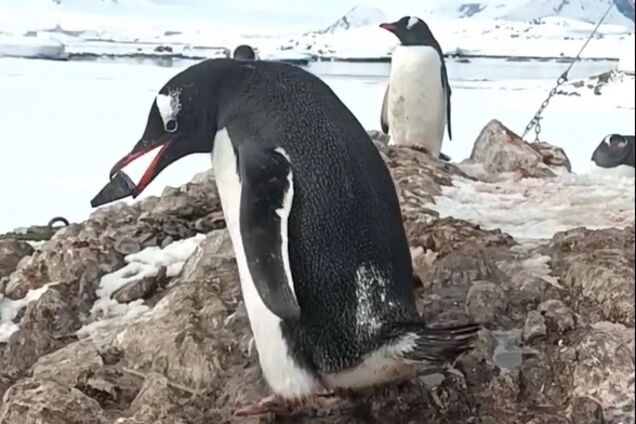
(380, 16, 452, 159)
(105, 59, 478, 415)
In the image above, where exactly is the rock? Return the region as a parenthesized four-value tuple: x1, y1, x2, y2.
(572, 322, 634, 423)
(3, 282, 81, 373)
(522, 310, 547, 343)
(0, 240, 33, 279)
(113, 237, 141, 255)
(548, 227, 635, 326)
(112, 267, 168, 303)
(469, 119, 571, 177)
(537, 299, 575, 335)
(570, 396, 606, 424)
(464, 280, 507, 326)
(0, 277, 7, 295)
(0, 379, 109, 424)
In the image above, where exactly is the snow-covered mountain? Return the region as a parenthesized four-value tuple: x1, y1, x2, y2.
(377, 0, 634, 28)
(320, 6, 386, 34)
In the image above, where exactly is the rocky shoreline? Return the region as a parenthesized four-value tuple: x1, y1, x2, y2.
(0, 121, 634, 424)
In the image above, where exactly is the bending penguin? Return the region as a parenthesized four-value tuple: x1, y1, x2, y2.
(106, 59, 479, 415)
(380, 16, 452, 159)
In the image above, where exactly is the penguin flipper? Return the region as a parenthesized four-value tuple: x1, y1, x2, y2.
(441, 63, 452, 141)
(380, 84, 390, 134)
(238, 145, 301, 321)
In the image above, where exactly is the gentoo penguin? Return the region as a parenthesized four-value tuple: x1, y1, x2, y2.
(591, 134, 635, 169)
(379, 16, 452, 158)
(233, 44, 256, 60)
(106, 59, 479, 415)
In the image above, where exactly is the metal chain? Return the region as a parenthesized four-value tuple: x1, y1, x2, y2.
(521, 1, 616, 142)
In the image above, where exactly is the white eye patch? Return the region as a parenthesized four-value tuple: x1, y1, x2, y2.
(155, 88, 182, 131)
(407, 16, 419, 29)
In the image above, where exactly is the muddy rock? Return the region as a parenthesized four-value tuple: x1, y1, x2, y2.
(112, 266, 169, 303)
(0, 240, 33, 279)
(522, 310, 547, 343)
(464, 280, 507, 326)
(548, 226, 635, 326)
(0, 378, 109, 424)
(570, 396, 606, 424)
(469, 119, 571, 177)
(537, 299, 575, 335)
(374, 142, 469, 223)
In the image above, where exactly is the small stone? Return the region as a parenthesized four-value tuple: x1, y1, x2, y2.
(194, 211, 226, 233)
(111, 267, 167, 303)
(0, 239, 34, 278)
(465, 280, 507, 325)
(538, 299, 575, 334)
(113, 237, 142, 256)
(570, 396, 606, 424)
(160, 236, 174, 249)
(522, 310, 547, 343)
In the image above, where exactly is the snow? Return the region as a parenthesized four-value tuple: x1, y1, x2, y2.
(0, 32, 68, 60)
(0, 283, 54, 342)
(618, 33, 636, 74)
(434, 172, 635, 240)
(77, 234, 205, 338)
(0, 56, 634, 233)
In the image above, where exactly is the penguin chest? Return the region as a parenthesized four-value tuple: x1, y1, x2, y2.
(211, 129, 318, 399)
(388, 46, 446, 155)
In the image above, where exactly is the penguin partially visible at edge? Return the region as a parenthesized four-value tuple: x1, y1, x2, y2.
(380, 16, 452, 159)
(106, 59, 479, 416)
(591, 134, 635, 168)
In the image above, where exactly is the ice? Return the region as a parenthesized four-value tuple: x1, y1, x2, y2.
(0, 32, 68, 60)
(0, 284, 54, 342)
(618, 34, 635, 74)
(77, 234, 205, 338)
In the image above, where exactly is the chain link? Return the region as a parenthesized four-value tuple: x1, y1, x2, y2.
(521, 2, 615, 142)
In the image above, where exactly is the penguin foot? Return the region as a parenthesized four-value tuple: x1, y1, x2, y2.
(234, 395, 300, 417)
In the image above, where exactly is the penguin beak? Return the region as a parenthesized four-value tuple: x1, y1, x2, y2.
(379, 23, 397, 32)
(109, 136, 173, 198)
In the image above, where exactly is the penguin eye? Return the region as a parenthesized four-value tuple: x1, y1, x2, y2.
(165, 119, 178, 133)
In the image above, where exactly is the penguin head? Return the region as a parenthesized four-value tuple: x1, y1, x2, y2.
(591, 134, 633, 168)
(110, 60, 226, 197)
(233, 44, 256, 60)
(379, 16, 439, 47)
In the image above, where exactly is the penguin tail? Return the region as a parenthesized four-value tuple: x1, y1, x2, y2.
(381, 322, 481, 364)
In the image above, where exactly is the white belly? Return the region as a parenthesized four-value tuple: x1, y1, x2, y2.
(211, 129, 318, 399)
(388, 45, 446, 157)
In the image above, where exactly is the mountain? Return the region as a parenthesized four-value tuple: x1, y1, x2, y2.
(320, 6, 386, 33)
(378, 0, 634, 28)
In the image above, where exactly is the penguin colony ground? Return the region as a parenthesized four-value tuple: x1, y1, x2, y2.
(93, 15, 485, 416)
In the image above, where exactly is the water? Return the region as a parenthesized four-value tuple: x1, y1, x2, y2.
(0, 56, 633, 232)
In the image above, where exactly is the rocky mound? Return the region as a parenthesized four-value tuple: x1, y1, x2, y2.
(0, 121, 633, 424)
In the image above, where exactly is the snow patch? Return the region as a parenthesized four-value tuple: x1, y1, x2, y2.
(433, 172, 635, 240)
(77, 234, 205, 338)
(0, 283, 54, 342)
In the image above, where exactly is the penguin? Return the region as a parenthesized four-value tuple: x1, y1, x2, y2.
(591, 134, 635, 169)
(233, 44, 257, 60)
(106, 59, 479, 415)
(379, 16, 452, 159)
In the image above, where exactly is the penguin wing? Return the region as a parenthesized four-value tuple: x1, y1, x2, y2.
(441, 62, 452, 140)
(380, 84, 390, 134)
(238, 145, 301, 320)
